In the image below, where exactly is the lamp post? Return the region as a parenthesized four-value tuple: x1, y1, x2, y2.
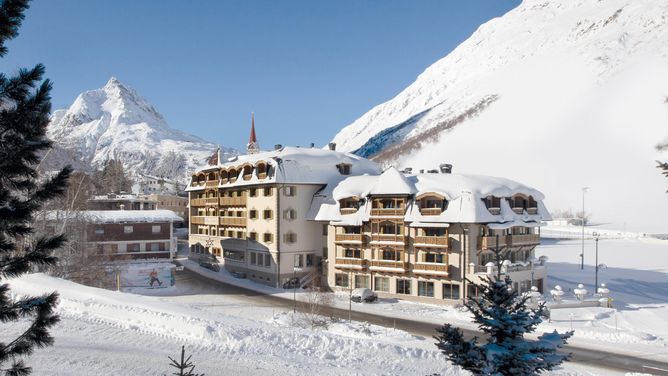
(593, 232, 600, 290)
(293, 255, 302, 314)
(348, 270, 353, 322)
(580, 187, 589, 270)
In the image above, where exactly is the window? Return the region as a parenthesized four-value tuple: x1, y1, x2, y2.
(283, 232, 297, 243)
(344, 248, 361, 258)
(336, 163, 351, 175)
(263, 232, 273, 243)
(249, 188, 257, 197)
(263, 187, 273, 196)
(264, 253, 271, 267)
(124, 226, 134, 234)
(381, 249, 399, 261)
(396, 279, 411, 295)
(335, 273, 349, 287)
(294, 254, 303, 268)
(127, 243, 140, 252)
(374, 277, 389, 292)
(322, 224, 328, 236)
(284, 186, 296, 196)
(249, 210, 258, 219)
(355, 275, 370, 289)
(248, 232, 257, 241)
(236, 231, 244, 239)
(94, 227, 104, 235)
(424, 252, 445, 263)
(263, 210, 273, 220)
(283, 209, 297, 220)
(425, 227, 446, 237)
(418, 281, 434, 297)
(250, 252, 257, 265)
(223, 249, 244, 262)
(467, 284, 478, 299)
(149, 243, 160, 252)
(306, 254, 314, 267)
(152, 225, 161, 234)
(443, 283, 460, 300)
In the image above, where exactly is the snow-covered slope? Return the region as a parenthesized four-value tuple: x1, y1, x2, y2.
(46, 77, 237, 181)
(331, 0, 668, 232)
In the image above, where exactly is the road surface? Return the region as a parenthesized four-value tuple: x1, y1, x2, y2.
(172, 263, 668, 375)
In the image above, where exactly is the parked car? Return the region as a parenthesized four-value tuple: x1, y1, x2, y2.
(198, 261, 220, 272)
(351, 288, 377, 303)
(282, 277, 300, 289)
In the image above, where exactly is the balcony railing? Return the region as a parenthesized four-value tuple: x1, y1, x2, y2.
(512, 207, 524, 215)
(471, 262, 538, 275)
(412, 263, 449, 275)
(414, 236, 449, 247)
(218, 217, 247, 227)
(205, 197, 219, 206)
(369, 260, 407, 271)
(479, 235, 507, 250)
(339, 208, 357, 215)
(507, 234, 540, 247)
(257, 172, 267, 179)
(487, 207, 501, 215)
(419, 208, 443, 216)
(370, 234, 406, 244)
(205, 181, 219, 188)
(370, 208, 404, 216)
(334, 234, 364, 244)
(334, 258, 368, 270)
(190, 216, 219, 225)
(219, 196, 247, 206)
(191, 198, 207, 206)
(527, 207, 538, 215)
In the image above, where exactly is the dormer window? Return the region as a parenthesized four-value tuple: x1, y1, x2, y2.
(256, 161, 268, 179)
(509, 195, 528, 214)
(242, 164, 253, 181)
(417, 193, 447, 215)
(339, 197, 359, 215)
(483, 196, 502, 215)
(527, 196, 538, 214)
(337, 163, 352, 175)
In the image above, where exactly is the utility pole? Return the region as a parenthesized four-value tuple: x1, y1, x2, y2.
(580, 187, 589, 270)
(594, 232, 600, 290)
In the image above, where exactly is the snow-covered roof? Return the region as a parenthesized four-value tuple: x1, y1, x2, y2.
(310, 171, 551, 225)
(186, 146, 381, 190)
(46, 210, 183, 224)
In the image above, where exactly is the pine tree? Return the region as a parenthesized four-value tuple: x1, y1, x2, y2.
(93, 159, 132, 194)
(0, 0, 71, 374)
(166, 346, 204, 376)
(656, 160, 668, 192)
(434, 250, 573, 375)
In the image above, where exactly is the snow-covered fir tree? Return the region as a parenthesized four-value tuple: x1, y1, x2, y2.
(0, 1, 71, 374)
(435, 261, 573, 375)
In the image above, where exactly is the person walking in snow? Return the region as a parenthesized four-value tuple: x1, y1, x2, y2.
(149, 269, 162, 287)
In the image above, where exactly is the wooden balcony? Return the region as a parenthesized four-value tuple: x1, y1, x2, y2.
(219, 196, 247, 207)
(218, 217, 247, 227)
(369, 260, 408, 272)
(370, 208, 404, 217)
(370, 234, 406, 244)
(413, 236, 449, 248)
(419, 208, 443, 216)
(412, 263, 449, 276)
(487, 207, 501, 215)
(334, 234, 364, 244)
(205, 181, 219, 188)
(512, 207, 524, 215)
(334, 258, 368, 270)
(205, 197, 219, 206)
(190, 216, 219, 225)
(479, 235, 507, 250)
(191, 198, 207, 206)
(242, 174, 252, 181)
(506, 234, 540, 247)
(339, 208, 357, 215)
(527, 207, 538, 215)
(257, 172, 267, 179)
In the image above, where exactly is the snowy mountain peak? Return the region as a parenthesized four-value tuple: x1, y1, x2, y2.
(46, 78, 238, 185)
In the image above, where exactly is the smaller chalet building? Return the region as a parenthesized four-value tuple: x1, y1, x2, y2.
(84, 210, 182, 260)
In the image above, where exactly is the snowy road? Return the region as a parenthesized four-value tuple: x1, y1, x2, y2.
(172, 264, 668, 375)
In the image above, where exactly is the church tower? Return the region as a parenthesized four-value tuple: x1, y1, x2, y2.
(247, 113, 260, 155)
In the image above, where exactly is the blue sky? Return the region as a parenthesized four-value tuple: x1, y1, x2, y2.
(1, 0, 520, 151)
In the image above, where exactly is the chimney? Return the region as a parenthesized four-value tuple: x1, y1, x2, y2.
(310, 143, 315, 148)
(274, 144, 283, 150)
(439, 163, 453, 174)
(419, 169, 424, 174)
(328, 142, 336, 151)
(402, 167, 413, 174)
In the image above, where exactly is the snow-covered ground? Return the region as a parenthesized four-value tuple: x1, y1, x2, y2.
(3, 225, 666, 375)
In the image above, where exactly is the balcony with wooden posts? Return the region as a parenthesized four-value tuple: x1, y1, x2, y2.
(218, 217, 247, 227)
(413, 236, 449, 248)
(479, 235, 507, 250)
(334, 258, 368, 270)
(527, 207, 538, 215)
(369, 259, 408, 272)
(334, 233, 365, 245)
(219, 196, 247, 207)
(339, 208, 358, 215)
(191, 198, 207, 207)
(412, 263, 449, 276)
(370, 234, 406, 244)
(506, 234, 540, 247)
(191, 216, 219, 225)
(205, 181, 219, 188)
(419, 208, 443, 216)
(370, 208, 404, 216)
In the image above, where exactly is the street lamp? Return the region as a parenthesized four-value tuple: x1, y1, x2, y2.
(293, 255, 302, 314)
(593, 231, 600, 290)
(580, 187, 589, 270)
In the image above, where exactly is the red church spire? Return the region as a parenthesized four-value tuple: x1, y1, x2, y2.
(249, 112, 257, 144)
